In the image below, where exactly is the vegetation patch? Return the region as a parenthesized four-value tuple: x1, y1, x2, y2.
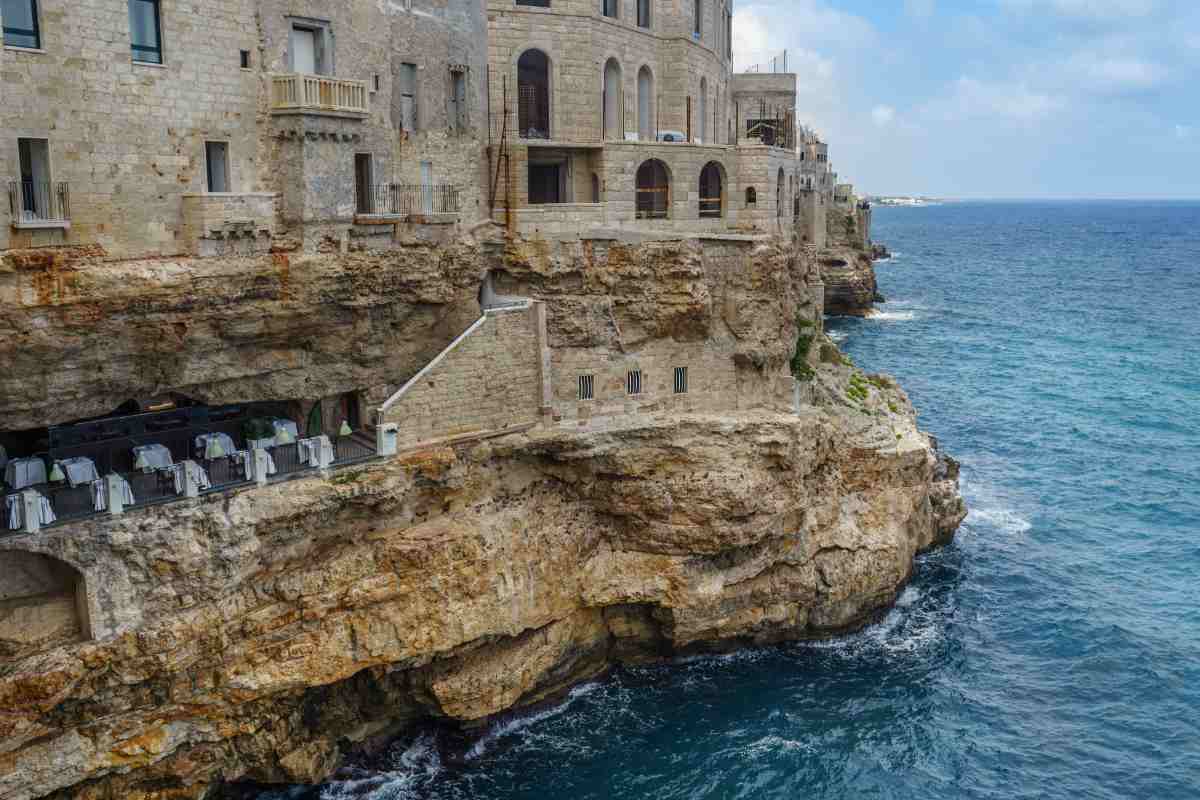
(847, 372, 870, 405)
(790, 315, 817, 380)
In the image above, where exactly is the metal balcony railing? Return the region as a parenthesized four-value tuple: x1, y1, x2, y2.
(358, 184, 461, 216)
(8, 180, 70, 225)
(270, 73, 369, 115)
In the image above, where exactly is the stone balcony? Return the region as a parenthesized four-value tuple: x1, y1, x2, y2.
(270, 73, 369, 118)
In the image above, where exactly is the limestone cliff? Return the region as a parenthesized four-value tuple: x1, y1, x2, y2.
(821, 209, 882, 317)
(0, 233, 964, 799)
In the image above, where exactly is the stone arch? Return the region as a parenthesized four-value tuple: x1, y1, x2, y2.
(698, 161, 726, 218)
(603, 57, 623, 140)
(637, 65, 655, 141)
(635, 158, 671, 219)
(698, 77, 708, 143)
(0, 550, 91, 659)
(517, 49, 552, 139)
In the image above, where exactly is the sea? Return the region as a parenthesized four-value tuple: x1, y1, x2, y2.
(262, 201, 1200, 799)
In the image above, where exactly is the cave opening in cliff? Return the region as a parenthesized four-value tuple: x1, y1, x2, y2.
(0, 551, 91, 659)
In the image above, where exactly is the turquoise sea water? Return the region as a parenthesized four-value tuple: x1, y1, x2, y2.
(272, 201, 1200, 799)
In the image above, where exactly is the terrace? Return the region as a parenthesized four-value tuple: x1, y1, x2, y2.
(2, 402, 377, 534)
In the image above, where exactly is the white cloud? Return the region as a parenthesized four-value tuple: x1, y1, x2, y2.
(1002, 0, 1157, 20)
(1028, 51, 1169, 94)
(905, 0, 936, 20)
(871, 105, 896, 126)
(923, 77, 1063, 123)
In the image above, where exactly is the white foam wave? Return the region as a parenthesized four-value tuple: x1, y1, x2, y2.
(968, 505, 1032, 536)
(800, 584, 947, 657)
(826, 330, 848, 343)
(740, 734, 816, 759)
(466, 681, 602, 760)
(867, 310, 917, 322)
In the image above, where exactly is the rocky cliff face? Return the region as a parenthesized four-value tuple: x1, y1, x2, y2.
(0, 232, 964, 799)
(821, 210, 881, 317)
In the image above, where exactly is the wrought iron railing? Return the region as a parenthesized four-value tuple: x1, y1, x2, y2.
(333, 436, 376, 465)
(8, 180, 70, 224)
(360, 184, 461, 216)
(270, 73, 369, 114)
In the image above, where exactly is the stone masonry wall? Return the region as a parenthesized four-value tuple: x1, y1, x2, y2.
(380, 303, 546, 449)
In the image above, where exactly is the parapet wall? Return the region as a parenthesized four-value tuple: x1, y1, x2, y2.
(379, 302, 549, 449)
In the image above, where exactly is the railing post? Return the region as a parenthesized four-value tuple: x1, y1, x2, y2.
(181, 460, 202, 498)
(105, 474, 126, 515)
(20, 490, 41, 533)
(315, 435, 335, 470)
(252, 448, 271, 486)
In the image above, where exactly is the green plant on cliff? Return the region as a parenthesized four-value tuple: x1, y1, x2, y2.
(847, 373, 873, 412)
(791, 316, 817, 381)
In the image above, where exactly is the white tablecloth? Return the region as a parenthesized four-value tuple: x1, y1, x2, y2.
(195, 433, 236, 459)
(249, 436, 277, 451)
(58, 457, 100, 488)
(4, 491, 55, 527)
(4, 494, 19, 530)
(171, 462, 212, 493)
(272, 419, 299, 439)
(133, 444, 174, 472)
(92, 476, 136, 511)
(5, 458, 47, 490)
(237, 449, 277, 477)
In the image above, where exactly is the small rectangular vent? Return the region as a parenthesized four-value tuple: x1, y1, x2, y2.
(673, 366, 688, 394)
(626, 370, 643, 396)
(578, 375, 595, 401)
(240, 50, 251, 69)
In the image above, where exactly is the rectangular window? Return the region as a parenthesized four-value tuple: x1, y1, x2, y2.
(673, 366, 688, 394)
(1, 0, 40, 49)
(399, 62, 417, 131)
(637, 0, 650, 27)
(450, 69, 466, 131)
(693, 0, 701, 37)
(289, 22, 329, 75)
(354, 153, 374, 214)
(626, 370, 643, 396)
(602, 0, 617, 18)
(578, 375, 594, 401)
(686, 96, 693, 142)
(204, 142, 229, 193)
(240, 49, 250, 69)
(128, 0, 163, 64)
(517, 0, 551, 6)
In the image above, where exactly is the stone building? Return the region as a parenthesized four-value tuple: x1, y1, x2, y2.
(484, 0, 828, 238)
(0, 0, 489, 258)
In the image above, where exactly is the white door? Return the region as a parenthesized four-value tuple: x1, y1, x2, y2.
(291, 28, 317, 74)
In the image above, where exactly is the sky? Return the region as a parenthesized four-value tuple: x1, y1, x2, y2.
(732, 0, 1200, 198)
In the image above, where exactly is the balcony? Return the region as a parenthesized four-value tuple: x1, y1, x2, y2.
(7, 180, 70, 229)
(270, 73, 369, 118)
(356, 184, 461, 220)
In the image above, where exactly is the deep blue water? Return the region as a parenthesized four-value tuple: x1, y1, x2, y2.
(276, 201, 1200, 799)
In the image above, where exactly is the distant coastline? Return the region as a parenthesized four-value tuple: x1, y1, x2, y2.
(866, 196, 943, 207)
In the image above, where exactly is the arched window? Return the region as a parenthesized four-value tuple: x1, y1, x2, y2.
(776, 168, 785, 218)
(636, 159, 670, 219)
(698, 78, 707, 143)
(638, 66, 654, 141)
(518, 49, 551, 139)
(699, 161, 724, 218)
(746, 186, 757, 206)
(603, 58, 623, 140)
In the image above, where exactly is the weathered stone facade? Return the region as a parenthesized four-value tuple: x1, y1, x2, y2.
(0, 0, 489, 258)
